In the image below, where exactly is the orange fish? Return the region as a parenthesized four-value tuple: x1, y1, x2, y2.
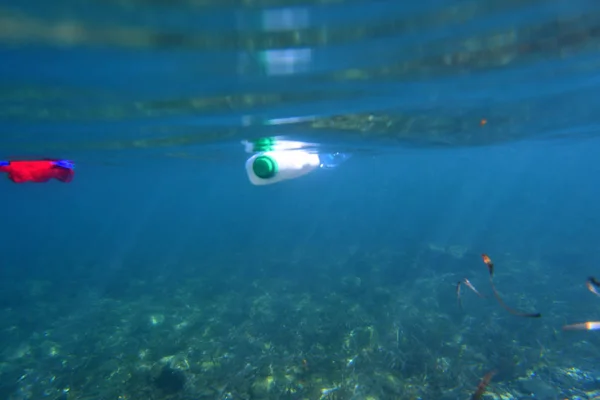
(481, 253, 541, 318)
(471, 370, 497, 400)
(481, 254, 494, 277)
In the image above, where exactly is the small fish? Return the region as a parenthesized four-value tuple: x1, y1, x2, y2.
(463, 278, 485, 298)
(0, 159, 75, 183)
(471, 370, 497, 400)
(586, 276, 600, 297)
(481, 254, 494, 277)
(456, 281, 463, 310)
(563, 321, 600, 331)
(481, 253, 541, 318)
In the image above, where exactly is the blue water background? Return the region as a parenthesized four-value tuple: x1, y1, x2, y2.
(1, 139, 598, 319)
(2, 0, 600, 397)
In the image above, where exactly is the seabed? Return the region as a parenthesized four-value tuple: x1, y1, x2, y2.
(1, 244, 599, 400)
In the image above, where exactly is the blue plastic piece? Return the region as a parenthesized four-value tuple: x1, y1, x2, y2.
(319, 152, 351, 169)
(52, 160, 75, 169)
(0, 161, 9, 167)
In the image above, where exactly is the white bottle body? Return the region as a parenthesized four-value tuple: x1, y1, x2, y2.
(245, 150, 321, 186)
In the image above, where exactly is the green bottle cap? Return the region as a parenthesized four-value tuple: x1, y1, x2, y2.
(252, 155, 278, 179)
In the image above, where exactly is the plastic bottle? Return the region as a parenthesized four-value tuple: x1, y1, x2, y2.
(245, 150, 321, 186)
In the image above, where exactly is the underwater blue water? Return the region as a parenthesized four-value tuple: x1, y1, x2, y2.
(1, 138, 598, 279)
(2, 0, 600, 398)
